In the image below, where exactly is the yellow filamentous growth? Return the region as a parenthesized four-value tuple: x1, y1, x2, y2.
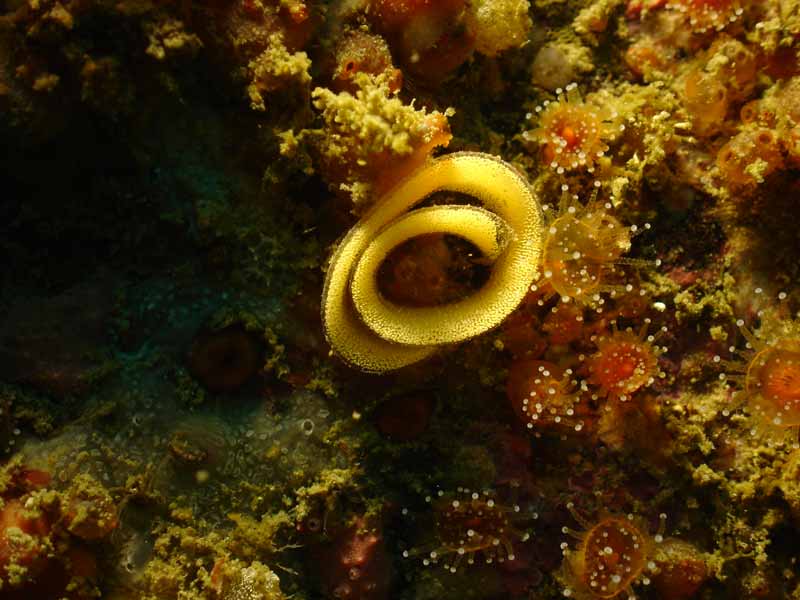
(321, 152, 544, 372)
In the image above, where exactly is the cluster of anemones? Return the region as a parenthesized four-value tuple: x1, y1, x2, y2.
(624, 0, 798, 194)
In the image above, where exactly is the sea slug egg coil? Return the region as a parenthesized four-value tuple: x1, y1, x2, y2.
(322, 152, 544, 372)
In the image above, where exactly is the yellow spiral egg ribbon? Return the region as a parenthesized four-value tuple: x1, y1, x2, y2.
(321, 151, 545, 372)
(351, 205, 511, 342)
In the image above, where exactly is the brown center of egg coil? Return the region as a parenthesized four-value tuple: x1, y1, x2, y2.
(321, 152, 545, 372)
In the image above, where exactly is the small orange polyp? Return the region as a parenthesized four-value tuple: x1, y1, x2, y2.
(507, 359, 586, 436)
(580, 518, 648, 597)
(559, 508, 666, 599)
(746, 340, 800, 428)
(542, 208, 631, 304)
(403, 488, 533, 573)
(525, 83, 618, 174)
(586, 327, 660, 402)
(721, 322, 800, 441)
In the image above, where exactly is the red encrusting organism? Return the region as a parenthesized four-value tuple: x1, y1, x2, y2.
(316, 516, 391, 600)
(187, 326, 263, 393)
(542, 301, 586, 346)
(500, 293, 549, 359)
(367, 0, 475, 81)
(651, 538, 711, 599)
(0, 499, 52, 582)
(378, 233, 455, 306)
(0, 466, 114, 597)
